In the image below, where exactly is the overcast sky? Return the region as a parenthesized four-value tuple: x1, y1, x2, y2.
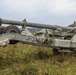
(0, 0, 76, 26)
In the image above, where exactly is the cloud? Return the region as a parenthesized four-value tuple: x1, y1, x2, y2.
(1, 0, 76, 16)
(40, 0, 76, 16)
(1, 0, 41, 12)
(54, 0, 76, 15)
(0, 0, 76, 25)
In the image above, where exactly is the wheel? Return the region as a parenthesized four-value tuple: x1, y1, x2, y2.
(4, 26, 20, 33)
(53, 48, 60, 55)
(4, 26, 21, 44)
(0, 26, 5, 34)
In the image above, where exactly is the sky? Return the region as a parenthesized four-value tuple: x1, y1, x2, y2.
(0, 0, 76, 26)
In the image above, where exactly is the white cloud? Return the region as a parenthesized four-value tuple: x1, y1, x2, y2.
(0, 0, 76, 25)
(54, 0, 76, 15)
(1, 0, 76, 16)
(43, 0, 76, 16)
(2, 0, 41, 12)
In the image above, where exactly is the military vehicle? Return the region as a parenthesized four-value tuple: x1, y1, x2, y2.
(0, 18, 76, 54)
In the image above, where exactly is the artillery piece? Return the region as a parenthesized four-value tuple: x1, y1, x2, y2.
(0, 18, 76, 54)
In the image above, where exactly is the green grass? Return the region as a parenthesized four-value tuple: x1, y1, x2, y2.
(0, 43, 76, 75)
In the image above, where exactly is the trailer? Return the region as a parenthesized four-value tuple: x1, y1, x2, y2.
(0, 18, 76, 54)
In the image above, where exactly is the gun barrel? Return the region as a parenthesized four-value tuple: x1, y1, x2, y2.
(0, 18, 73, 30)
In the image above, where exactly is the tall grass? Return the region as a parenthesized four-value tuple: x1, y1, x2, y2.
(0, 43, 76, 75)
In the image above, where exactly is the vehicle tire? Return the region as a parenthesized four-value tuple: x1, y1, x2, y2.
(4, 26, 21, 33)
(4, 26, 21, 44)
(0, 26, 5, 34)
(53, 48, 60, 55)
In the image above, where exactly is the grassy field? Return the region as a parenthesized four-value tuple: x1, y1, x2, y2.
(0, 43, 76, 75)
